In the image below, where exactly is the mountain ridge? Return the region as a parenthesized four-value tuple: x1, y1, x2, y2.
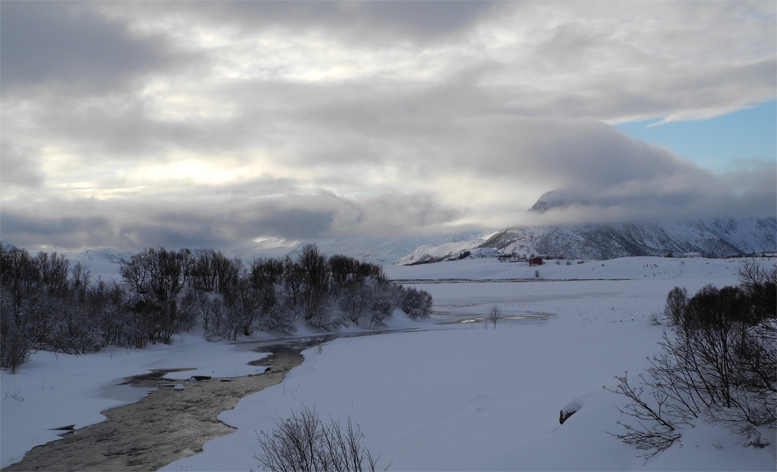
(398, 216, 777, 265)
(5, 213, 775, 269)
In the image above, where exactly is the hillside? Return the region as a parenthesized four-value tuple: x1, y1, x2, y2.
(397, 217, 777, 265)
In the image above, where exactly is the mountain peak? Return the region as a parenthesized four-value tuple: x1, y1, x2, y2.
(528, 190, 582, 213)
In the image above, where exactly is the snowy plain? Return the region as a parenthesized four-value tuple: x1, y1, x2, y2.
(2, 256, 775, 471)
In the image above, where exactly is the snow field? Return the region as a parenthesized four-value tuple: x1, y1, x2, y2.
(213, 324, 660, 471)
(163, 257, 775, 471)
(385, 255, 741, 283)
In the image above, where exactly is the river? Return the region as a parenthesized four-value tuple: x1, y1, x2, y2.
(3, 343, 306, 472)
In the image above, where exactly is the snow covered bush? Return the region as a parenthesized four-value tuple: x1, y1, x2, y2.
(609, 260, 777, 459)
(366, 280, 399, 328)
(400, 286, 433, 320)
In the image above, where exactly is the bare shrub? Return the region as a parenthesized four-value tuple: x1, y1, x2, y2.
(608, 274, 777, 459)
(255, 405, 386, 472)
(605, 372, 683, 459)
(0, 318, 30, 374)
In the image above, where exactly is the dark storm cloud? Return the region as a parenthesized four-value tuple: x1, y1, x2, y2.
(0, 1, 184, 94)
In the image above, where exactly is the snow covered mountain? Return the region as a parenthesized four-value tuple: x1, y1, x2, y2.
(527, 189, 586, 213)
(396, 188, 777, 265)
(394, 234, 492, 266)
(7, 210, 775, 271)
(397, 217, 777, 265)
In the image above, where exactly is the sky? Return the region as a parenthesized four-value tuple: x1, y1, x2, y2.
(615, 100, 776, 174)
(1, 1, 775, 251)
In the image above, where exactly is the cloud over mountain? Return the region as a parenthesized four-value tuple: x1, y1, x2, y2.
(1, 1, 774, 250)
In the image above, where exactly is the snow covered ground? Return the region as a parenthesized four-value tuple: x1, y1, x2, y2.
(0, 335, 271, 468)
(2, 256, 775, 470)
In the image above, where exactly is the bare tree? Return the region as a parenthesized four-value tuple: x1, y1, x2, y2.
(298, 244, 331, 325)
(735, 258, 777, 319)
(663, 287, 688, 326)
(119, 247, 193, 343)
(35, 251, 70, 298)
(487, 305, 503, 328)
(70, 262, 91, 303)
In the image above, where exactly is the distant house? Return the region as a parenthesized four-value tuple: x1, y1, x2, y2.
(529, 257, 543, 266)
(682, 252, 702, 258)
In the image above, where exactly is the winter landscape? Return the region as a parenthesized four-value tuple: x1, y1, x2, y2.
(2, 1, 776, 471)
(2, 248, 776, 471)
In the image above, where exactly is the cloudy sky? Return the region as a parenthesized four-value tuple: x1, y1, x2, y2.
(1, 1, 775, 250)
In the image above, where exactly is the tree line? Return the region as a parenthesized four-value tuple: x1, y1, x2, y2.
(1, 243, 433, 373)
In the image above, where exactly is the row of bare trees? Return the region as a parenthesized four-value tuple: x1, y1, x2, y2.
(1, 246, 136, 372)
(608, 259, 776, 459)
(119, 244, 431, 342)
(1, 243, 433, 373)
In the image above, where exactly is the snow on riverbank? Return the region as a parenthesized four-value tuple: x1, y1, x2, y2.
(1, 334, 269, 468)
(2, 256, 775, 470)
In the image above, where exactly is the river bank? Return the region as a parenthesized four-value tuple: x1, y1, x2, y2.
(3, 345, 304, 471)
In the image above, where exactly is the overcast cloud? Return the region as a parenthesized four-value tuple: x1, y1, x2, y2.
(1, 1, 775, 250)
